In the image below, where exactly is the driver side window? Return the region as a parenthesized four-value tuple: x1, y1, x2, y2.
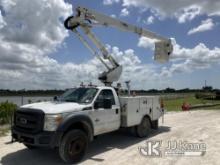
(95, 90, 115, 108)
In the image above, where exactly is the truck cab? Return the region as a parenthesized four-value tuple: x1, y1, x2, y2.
(12, 86, 122, 162)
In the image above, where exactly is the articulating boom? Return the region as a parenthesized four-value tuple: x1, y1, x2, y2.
(64, 6, 173, 85)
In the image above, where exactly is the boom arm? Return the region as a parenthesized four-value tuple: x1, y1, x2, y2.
(64, 6, 173, 85)
(76, 7, 169, 41)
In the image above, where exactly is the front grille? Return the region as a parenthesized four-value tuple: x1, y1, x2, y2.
(14, 109, 44, 134)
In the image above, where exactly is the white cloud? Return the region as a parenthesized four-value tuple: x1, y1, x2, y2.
(161, 40, 220, 77)
(1, 0, 220, 90)
(110, 14, 116, 18)
(175, 5, 201, 23)
(138, 37, 220, 78)
(120, 8, 129, 17)
(103, 0, 120, 5)
(0, 40, 162, 89)
(143, 15, 155, 25)
(0, 0, 72, 52)
(0, 0, 72, 89)
(137, 37, 157, 50)
(121, 0, 220, 23)
(107, 46, 164, 89)
(0, 10, 6, 29)
(1, 26, 220, 90)
(188, 18, 215, 35)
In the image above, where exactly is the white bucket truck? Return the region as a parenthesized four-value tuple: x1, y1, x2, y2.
(12, 6, 172, 163)
(12, 86, 164, 163)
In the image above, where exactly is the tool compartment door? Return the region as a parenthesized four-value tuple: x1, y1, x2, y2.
(127, 98, 141, 127)
(152, 97, 163, 120)
(120, 97, 142, 127)
(139, 97, 152, 118)
(139, 97, 153, 119)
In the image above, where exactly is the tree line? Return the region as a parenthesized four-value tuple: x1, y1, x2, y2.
(0, 86, 219, 96)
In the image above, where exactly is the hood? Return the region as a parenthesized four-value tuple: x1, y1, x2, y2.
(21, 101, 90, 114)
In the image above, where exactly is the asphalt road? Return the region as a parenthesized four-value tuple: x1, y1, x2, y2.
(0, 110, 220, 165)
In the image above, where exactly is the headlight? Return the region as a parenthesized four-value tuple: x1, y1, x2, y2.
(44, 114, 64, 131)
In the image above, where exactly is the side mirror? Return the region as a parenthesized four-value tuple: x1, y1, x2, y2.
(103, 98, 112, 109)
(94, 101, 100, 109)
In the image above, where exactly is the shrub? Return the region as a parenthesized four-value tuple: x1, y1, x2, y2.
(0, 101, 17, 124)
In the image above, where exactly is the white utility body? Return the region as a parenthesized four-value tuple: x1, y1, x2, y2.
(120, 96, 162, 127)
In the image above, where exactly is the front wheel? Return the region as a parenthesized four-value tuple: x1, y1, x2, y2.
(59, 129, 88, 164)
(136, 117, 151, 138)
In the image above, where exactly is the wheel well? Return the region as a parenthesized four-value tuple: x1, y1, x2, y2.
(64, 122, 93, 141)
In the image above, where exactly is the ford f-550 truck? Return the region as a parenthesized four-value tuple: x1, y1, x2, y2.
(12, 86, 164, 163)
(12, 5, 172, 163)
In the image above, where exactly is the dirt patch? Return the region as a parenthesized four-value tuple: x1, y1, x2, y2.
(0, 110, 220, 165)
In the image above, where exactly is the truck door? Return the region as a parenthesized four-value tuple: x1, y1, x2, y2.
(92, 89, 120, 135)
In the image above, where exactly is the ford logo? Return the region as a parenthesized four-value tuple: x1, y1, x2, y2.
(20, 118, 27, 124)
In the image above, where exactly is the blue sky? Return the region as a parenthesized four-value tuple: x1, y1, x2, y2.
(54, 0, 220, 89)
(0, 0, 220, 89)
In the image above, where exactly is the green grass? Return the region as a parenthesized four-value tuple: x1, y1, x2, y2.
(164, 96, 220, 111)
(0, 101, 17, 124)
(0, 101, 16, 137)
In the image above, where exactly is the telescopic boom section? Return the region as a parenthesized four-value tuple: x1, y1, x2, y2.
(64, 6, 173, 86)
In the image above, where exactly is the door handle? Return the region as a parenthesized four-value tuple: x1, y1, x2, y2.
(115, 109, 119, 114)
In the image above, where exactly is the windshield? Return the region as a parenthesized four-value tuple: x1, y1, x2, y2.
(59, 88, 98, 104)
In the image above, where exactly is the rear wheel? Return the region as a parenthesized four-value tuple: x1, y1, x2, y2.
(136, 117, 151, 138)
(59, 129, 88, 164)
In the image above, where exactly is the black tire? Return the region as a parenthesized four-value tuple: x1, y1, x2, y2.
(24, 144, 37, 149)
(59, 129, 88, 164)
(151, 120, 159, 130)
(136, 117, 151, 138)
